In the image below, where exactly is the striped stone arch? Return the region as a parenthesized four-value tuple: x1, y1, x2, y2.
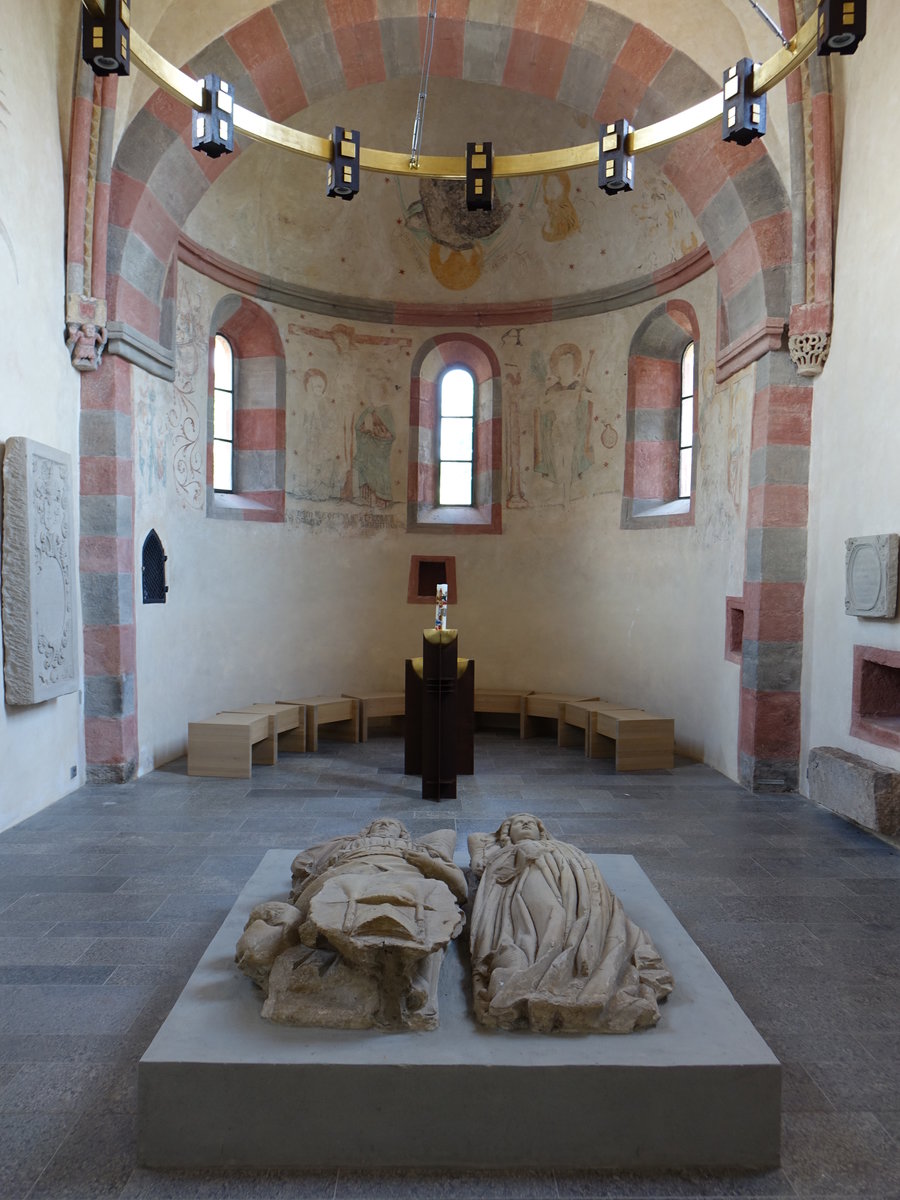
(107, 0, 791, 362)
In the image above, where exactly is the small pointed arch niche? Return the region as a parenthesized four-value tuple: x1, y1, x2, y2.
(141, 529, 168, 604)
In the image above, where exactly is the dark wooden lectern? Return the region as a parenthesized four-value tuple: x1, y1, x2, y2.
(404, 629, 474, 800)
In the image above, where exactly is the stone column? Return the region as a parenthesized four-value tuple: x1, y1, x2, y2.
(739, 348, 812, 792)
(79, 357, 138, 783)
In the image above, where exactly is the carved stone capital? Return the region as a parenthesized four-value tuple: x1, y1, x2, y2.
(65, 295, 109, 372)
(788, 330, 830, 377)
(65, 320, 108, 372)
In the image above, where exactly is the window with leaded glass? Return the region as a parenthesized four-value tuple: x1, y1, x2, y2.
(438, 366, 475, 506)
(213, 333, 234, 492)
(679, 341, 694, 500)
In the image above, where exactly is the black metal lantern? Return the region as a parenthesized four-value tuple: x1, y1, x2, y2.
(599, 119, 634, 195)
(81, 0, 131, 77)
(817, 0, 866, 55)
(466, 142, 493, 211)
(722, 59, 767, 145)
(327, 127, 361, 200)
(192, 75, 235, 159)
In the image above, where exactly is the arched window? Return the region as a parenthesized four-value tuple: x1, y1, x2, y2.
(213, 333, 234, 493)
(622, 300, 699, 529)
(407, 334, 502, 534)
(438, 367, 475, 506)
(206, 296, 286, 523)
(679, 341, 695, 499)
(141, 529, 168, 604)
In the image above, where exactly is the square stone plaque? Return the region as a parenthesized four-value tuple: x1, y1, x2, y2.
(845, 534, 899, 618)
(1, 437, 77, 704)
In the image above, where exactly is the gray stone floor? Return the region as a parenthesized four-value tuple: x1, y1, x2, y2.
(1, 730, 899, 1199)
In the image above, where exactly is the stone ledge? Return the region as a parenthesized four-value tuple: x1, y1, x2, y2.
(808, 746, 900, 836)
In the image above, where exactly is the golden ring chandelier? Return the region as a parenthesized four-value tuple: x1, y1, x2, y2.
(83, 0, 823, 179)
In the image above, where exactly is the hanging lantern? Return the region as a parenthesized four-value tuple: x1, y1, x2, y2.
(82, 0, 131, 76)
(722, 59, 767, 145)
(466, 142, 493, 212)
(599, 119, 634, 195)
(817, 0, 866, 55)
(327, 127, 361, 200)
(192, 75, 235, 159)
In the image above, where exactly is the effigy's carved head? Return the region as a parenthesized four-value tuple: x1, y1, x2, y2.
(362, 818, 411, 842)
(497, 813, 550, 846)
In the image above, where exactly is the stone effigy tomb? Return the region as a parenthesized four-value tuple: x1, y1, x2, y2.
(138, 846, 781, 1170)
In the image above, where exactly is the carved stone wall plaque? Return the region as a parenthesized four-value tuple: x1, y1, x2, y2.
(845, 535, 899, 618)
(1, 437, 77, 704)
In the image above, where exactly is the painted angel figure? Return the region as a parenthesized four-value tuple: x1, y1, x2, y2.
(468, 814, 673, 1033)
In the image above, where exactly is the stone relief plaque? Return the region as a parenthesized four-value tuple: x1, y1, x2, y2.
(845, 535, 899, 618)
(1, 437, 77, 703)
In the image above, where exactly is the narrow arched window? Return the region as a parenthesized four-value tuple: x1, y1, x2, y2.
(141, 529, 168, 604)
(213, 333, 234, 492)
(678, 341, 694, 499)
(438, 366, 475, 505)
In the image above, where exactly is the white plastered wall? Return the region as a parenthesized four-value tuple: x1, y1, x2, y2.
(0, 0, 85, 831)
(801, 12, 900, 785)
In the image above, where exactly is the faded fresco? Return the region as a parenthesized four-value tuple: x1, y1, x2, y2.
(134, 278, 208, 513)
(184, 80, 703, 308)
(698, 364, 754, 551)
(170, 279, 207, 510)
(500, 327, 622, 510)
(285, 320, 411, 534)
(134, 373, 169, 498)
(389, 167, 692, 297)
(281, 316, 625, 530)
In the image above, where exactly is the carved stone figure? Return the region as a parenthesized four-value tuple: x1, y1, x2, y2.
(468, 814, 674, 1033)
(235, 819, 467, 1030)
(65, 320, 107, 371)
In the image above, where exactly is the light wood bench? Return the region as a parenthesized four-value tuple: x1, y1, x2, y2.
(590, 707, 675, 771)
(280, 695, 359, 753)
(474, 689, 532, 730)
(559, 700, 616, 753)
(521, 692, 599, 742)
(221, 703, 305, 754)
(187, 712, 270, 778)
(342, 692, 404, 742)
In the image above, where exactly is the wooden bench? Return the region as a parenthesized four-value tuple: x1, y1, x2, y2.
(589, 706, 675, 771)
(342, 692, 404, 742)
(559, 699, 616, 753)
(187, 712, 271, 778)
(521, 692, 599, 742)
(280, 695, 359, 753)
(221, 703, 305, 754)
(474, 689, 532, 730)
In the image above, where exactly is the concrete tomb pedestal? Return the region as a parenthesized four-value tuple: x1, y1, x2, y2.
(138, 851, 781, 1171)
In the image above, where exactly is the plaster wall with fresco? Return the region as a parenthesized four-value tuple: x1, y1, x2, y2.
(127, 69, 752, 781)
(1, 0, 896, 832)
(132, 244, 746, 780)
